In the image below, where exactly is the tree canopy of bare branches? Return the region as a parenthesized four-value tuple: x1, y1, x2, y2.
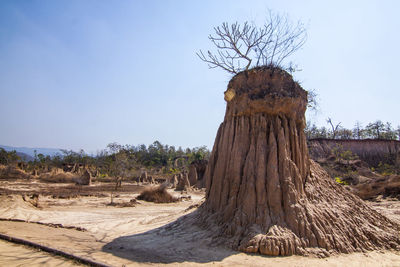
(197, 12, 307, 74)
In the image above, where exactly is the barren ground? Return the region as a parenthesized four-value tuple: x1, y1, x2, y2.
(0, 179, 399, 266)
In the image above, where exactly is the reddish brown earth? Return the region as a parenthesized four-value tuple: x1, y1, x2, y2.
(308, 138, 400, 167)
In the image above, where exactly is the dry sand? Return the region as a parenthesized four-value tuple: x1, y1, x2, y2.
(0, 239, 84, 267)
(0, 180, 399, 266)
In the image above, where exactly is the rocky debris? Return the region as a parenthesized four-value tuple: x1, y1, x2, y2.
(197, 67, 400, 256)
(354, 175, 400, 200)
(107, 198, 138, 207)
(309, 149, 400, 200)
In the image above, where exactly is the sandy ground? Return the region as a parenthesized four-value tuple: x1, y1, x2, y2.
(0, 180, 400, 266)
(0, 239, 84, 267)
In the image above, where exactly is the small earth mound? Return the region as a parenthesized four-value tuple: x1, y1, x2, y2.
(136, 184, 178, 203)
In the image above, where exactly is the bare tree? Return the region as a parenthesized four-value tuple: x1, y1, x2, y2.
(307, 88, 318, 112)
(197, 11, 307, 74)
(353, 121, 363, 139)
(397, 126, 400, 141)
(327, 117, 342, 139)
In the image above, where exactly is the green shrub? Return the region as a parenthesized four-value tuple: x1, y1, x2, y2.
(374, 162, 399, 176)
(335, 176, 349, 185)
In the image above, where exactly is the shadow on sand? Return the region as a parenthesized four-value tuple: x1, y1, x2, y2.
(101, 210, 239, 264)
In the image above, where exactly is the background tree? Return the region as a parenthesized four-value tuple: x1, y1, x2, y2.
(187, 146, 210, 163)
(305, 121, 329, 139)
(105, 142, 130, 178)
(381, 122, 398, 140)
(60, 149, 81, 165)
(326, 117, 341, 139)
(197, 11, 307, 74)
(0, 148, 20, 165)
(353, 121, 364, 139)
(1, 140, 212, 175)
(306, 89, 319, 113)
(365, 120, 385, 139)
(397, 126, 400, 141)
(306, 120, 398, 141)
(335, 128, 353, 139)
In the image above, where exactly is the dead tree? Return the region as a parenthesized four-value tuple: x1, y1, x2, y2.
(327, 117, 341, 139)
(197, 11, 307, 74)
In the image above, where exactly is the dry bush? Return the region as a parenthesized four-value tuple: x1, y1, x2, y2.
(136, 184, 178, 203)
(0, 165, 32, 180)
(38, 172, 79, 183)
(107, 198, 137, 207)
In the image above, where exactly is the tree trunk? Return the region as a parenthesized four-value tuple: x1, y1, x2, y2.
(200, 67, 400, 256)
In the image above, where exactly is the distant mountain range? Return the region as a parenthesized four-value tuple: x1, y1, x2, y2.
(0, 145, 63, 160)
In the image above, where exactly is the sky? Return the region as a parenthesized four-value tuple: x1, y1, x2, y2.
(0, 0, 399, 153)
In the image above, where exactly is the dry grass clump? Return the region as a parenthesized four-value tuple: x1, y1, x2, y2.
(136, 184, 178, 203)
(39, 172, 79, 183)
(107, 198, 138, 207)
(0, 165, 32, 180)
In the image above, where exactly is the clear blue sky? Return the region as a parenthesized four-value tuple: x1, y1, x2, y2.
(1, 0, 399, 153)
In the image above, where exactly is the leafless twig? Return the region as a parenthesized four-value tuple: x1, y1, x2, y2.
(197, 11, 307, 74)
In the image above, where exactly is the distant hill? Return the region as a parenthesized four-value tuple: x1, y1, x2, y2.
(0, 145, 63, 158)
(16, 151, 34, 162)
